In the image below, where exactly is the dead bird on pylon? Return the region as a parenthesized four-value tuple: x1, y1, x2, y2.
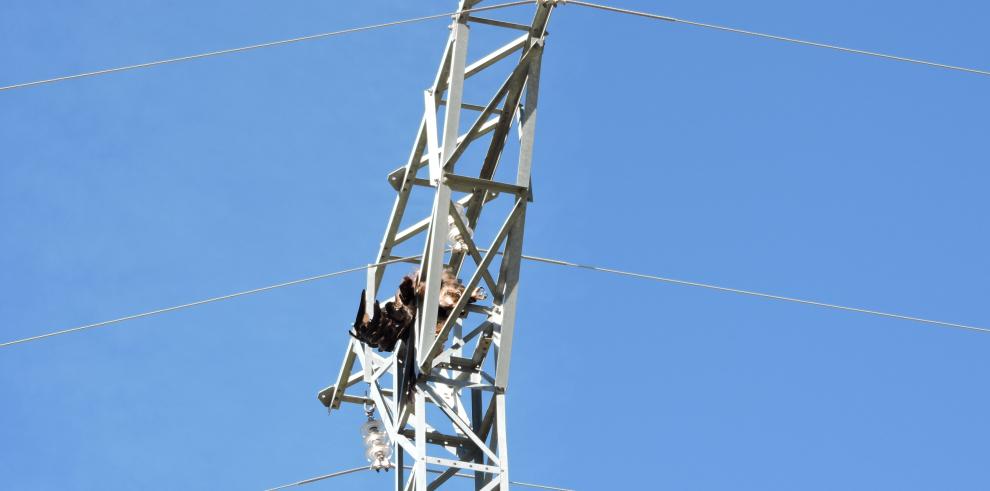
(350, 269, 486, 352)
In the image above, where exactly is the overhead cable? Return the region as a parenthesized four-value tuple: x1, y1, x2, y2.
(565, 0, 990, 77)
(265, 464, 574, 490)
(409, 466, 574, 490)
(0, 254, 422, 348)
(2, 252, 986, 349)
(5, 0, 987, 93)
(0, 1, 533, 92)
(520, 253, 990, 334)
(265, 465, 369, 490)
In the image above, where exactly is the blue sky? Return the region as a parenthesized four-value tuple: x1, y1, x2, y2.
(2, 1, 989, 489)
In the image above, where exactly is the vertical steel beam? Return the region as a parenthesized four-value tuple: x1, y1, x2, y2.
(471, 389, 485, 490)
(414, 389, 428, 490)
(494, 393, 510, 489)
(494, 41, 544, 391)
(395, 350, 406, 490)
(442, 17, 470, 167)
(418, 14, 469, 368)
(517, 43, 543, 188)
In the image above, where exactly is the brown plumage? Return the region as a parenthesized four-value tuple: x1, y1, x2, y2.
(351, 274, 418, 352)
(350, 269, 485, 352)
(435, 269, 486, 335)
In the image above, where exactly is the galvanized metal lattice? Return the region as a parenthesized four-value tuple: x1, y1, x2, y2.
(318, 2, 555, 489)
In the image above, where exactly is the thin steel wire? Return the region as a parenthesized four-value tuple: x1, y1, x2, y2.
(267, 464, 574, 490)
(265, 464, 575, 491)
(409, 465, 575, 490)
(3, 252, 986, 349)
(565, 0, 990, 77)
(520, 253, 990, 334)
(265, 465, 369, 490)
(0, 254, 422, 348)
(0, 1, 534, 92)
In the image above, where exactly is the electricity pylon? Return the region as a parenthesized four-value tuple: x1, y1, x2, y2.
(317, 1, 555, 489)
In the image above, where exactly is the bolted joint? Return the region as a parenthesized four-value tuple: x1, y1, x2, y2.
(449, 12, 470, 27)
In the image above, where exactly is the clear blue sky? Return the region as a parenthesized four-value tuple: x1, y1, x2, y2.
(2, 1, 989, 489)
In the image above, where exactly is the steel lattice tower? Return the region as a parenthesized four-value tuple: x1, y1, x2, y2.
(318, 1, 554, 489)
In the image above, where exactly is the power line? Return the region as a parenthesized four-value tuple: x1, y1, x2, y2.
(410, 466, 574, 491)
(265, 464, 574, 490)
(0, 254, 422, 349)
(520, 253, 990, 334)
(2, 252, 986, 350)
(565, 0, 990, 77)
(6, 1, 985, 94)
(0, 1, 533, 93)
(265, 465, 368, 490)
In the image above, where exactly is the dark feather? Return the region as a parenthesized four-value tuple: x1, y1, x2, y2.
(354, 289, 367, 327)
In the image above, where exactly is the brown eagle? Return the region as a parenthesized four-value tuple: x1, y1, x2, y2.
(351, 269, 485, 353)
